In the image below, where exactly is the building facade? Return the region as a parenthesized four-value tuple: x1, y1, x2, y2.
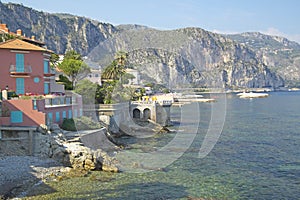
(0, 26, 82, 127)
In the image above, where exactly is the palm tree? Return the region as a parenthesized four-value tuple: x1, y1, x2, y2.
(114, 51, 128, 66)
(101, 51, 127, 81)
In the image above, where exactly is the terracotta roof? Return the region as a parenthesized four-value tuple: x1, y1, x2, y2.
(0, 38, 50, 52)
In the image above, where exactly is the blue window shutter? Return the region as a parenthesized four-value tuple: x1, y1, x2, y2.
(68, 110, 72, 119)
(74, 109, 78, 118)
(16, 78, 25, 95)
(62, 111, 66, 119)
(56, 112, 60, 122)
(11, 111, 23, 123)
(44, 83, 49, 94)
(44, 60, 49, 73)
(33, 99, 37, 110)
(16, 54, 24, 72)
(48, 112, 53, 124)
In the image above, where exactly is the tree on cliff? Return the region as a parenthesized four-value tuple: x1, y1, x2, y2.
(58, 50, 91, 88)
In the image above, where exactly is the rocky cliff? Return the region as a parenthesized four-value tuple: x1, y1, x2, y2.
(1, 2, 297, 88)
(0, 2, 116, 55)
(227, 32, 300, 87)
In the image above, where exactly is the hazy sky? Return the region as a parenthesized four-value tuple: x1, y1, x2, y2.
(2, 0, 300, 43)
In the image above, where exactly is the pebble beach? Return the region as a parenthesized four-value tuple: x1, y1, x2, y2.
(0, 156, 63, 199)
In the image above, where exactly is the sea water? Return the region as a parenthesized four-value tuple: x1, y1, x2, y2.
(26, 92, 300, 200)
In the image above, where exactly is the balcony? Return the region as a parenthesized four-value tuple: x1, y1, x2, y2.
(10, 65, 32, 77)
(44, 96, 73, 108)
(44, 68, 56, 78)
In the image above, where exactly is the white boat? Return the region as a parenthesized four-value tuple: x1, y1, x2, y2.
(237, 92, 269, 98)
(173, 93, 215, 103)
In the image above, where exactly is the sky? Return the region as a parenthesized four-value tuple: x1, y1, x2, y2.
(1, 0, 300, 43)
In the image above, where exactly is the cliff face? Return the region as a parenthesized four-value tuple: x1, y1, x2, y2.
(0, 2, 116, 55)
(0, 2, 294, 89)
(88, 27, 284, 88)
(228, 32, 300, 87)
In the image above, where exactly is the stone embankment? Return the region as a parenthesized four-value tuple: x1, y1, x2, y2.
(36, 124, 119, 173)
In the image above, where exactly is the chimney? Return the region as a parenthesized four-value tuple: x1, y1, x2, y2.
(31, 35, 35, 40)
(16, 29, 22, 36)
(0, 24, 9, 33)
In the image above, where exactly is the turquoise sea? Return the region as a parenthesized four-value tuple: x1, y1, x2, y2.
(28, 92, 300, 199)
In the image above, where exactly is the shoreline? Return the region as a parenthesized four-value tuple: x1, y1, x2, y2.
(0, 156, 64, 199)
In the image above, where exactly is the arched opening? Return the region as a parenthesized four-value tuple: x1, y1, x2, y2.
(143, 108, 151, 120)
(133, 108, 141, 119)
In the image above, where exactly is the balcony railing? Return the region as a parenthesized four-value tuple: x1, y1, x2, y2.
(44, 68, 56, 77)
(10, 65, 32, 76)
(44, 96, 73, 107)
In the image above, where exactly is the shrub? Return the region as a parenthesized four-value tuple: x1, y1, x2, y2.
(61, 118, 76, 131)
(74, 116, 102, 130)
(61, 116, 102, 131)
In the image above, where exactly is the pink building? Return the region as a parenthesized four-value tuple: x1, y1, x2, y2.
(0, 28, 82, 127)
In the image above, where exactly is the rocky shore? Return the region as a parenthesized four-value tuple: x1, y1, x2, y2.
(0, 125, 120, 199)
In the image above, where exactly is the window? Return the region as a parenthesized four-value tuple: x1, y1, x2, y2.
(44, 82, 49, 94)
(16, 78, 25, 95)
(33, 99, 37, 110)
(11, 111, 23, 123)
(56, 112, 60, 122)
(16, 54, 24, 72)
(68, 110, 72, 119)
(44, 60, 49, 73)
(80, 109, 83, 117)
(48, 112, 53, 124)
(66, 97, 71, 104)
(62, 111, 67, 119)
(74, 109, 78, 118)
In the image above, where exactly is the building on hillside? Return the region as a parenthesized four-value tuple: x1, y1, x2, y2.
(125, 68, 140, 85)
(0, 26, 82, 127)
(86, 67, 102, 85)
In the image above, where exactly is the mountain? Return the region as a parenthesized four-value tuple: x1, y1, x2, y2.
(87, 27, 285, 89)
(227, 32, 300, 87)
(0, 2, 116, 55)
(1, 2, 297, 89)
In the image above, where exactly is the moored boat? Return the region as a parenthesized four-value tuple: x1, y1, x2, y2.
(237, 92, 269, 98)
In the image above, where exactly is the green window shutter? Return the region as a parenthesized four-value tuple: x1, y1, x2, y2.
(11, 111, 23, 123)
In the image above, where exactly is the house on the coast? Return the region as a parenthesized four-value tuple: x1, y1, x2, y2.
(0, 24, 82, 127)
(87, 68, 102, 85)
(125, 68, 140, 85)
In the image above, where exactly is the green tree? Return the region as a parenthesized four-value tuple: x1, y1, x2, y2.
(58, 50, 91, 87)
(64, 50, 83, 60)
(49, 53, 59, 68)
(57, 74, 73, 90)
(74, 79, 98, 104)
